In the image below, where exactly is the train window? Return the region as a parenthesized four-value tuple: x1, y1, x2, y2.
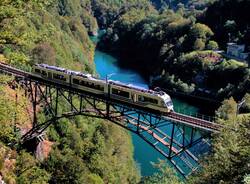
(138, 95, 158, 104)
(98, 85, 104, 91)
(166, 101, 173, 106)
(48, 72, 52, 79)
(77, 80, 104, 91)
(112, 88, 129, 98)
(41, 70, 47, 76)
(73, 78, 80, 84)
(35, 69, 41, 73)
(53, 74, 66, 81)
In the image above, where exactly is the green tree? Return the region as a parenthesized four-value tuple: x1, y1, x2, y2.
(244, 174, 250, 184)
(0, 77, 30, 144)
(193, 38, 205, 50)
(206, 40, 219, 50)
(176, 3, 185, 16)
(86, 174, 104, 184)
(32, 42, 56, 65)
(44, 148, 88, 184)
(216, 97, 237, 120)
(224, 20, 237, 33)
(189, 23, 214, 42)
(190, 112, 250, 184)
(241, 93, 250, 113)
(16, 151, 50, 184)
(0, 1, 140, 184)
(141, 160, 183, 184)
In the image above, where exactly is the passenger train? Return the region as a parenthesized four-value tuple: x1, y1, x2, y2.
(33, 64, 174, 113)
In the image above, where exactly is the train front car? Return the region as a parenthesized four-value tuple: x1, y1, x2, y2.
(158, 92, 174, 112)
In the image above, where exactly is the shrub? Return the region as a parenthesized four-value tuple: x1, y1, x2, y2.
(206, 40, 219, 50)
(32, 42, 56, 65)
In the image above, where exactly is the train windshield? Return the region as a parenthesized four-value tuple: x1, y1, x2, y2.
(162, 94, 174, 111)
(166, 101, 173, 107)
(165, 99, 174, 111)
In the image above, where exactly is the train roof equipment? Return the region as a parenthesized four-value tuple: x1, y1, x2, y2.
(37, 64, 92, 78)
(37, 64, 169, 97)
(108, 80, 167, 97)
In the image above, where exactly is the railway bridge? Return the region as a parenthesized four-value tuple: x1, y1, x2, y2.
(0, 62, 222, 177)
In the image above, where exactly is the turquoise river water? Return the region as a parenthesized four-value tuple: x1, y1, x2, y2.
(93, 49, 202, 176)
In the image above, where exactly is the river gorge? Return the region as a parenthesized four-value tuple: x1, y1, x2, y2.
(94, 48, 203, 176)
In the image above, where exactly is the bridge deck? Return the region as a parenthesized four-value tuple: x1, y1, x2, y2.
(0, 62, 221, 132)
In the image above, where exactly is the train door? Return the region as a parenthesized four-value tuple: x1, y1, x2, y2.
(48, 72, 52, 79)
(41, 70, 48, 78)
(131, 93, 137, 102)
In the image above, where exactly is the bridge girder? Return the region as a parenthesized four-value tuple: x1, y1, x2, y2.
(14, 79, 212, 177)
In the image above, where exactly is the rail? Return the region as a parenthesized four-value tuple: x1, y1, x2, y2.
(166, 112, 221, 132)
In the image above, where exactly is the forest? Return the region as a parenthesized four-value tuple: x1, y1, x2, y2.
(98, 0, 250, 183)
(0, 0, 249, 183)
(99, 0, 250, 101)
(0, 0, 140, 183)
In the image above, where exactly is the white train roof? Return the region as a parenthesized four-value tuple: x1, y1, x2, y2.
(36, 64, 169, 97)
(37, 64, 91, 77)
(108, 80, 166, 97)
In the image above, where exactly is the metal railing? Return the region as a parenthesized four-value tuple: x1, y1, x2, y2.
(174, 107, 216, 122)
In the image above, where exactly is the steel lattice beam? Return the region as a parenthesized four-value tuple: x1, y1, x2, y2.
(14, 81, 212, 177)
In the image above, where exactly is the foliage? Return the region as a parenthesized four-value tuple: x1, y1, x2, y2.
(57, 0, 98, 35)
(193, 38, 205, 50)
(206, 60, 249, 99)
(202, 0, 250, 47)
(189, 23, 214, 42)
(0, 143, 16, 183)
(0, 0, 96, 71)
(0, 1, 141, 184)
(206, 40, 219, 50)
(0, 75, 30, 144)
(241, 93, 250, 113)
(99, 8, 193, 74)
(244, 174, 250, 184)
(41, 94, 139, 183)
(150, 0, 216, 10)
(216, 97, 237, 120)
(190, 104, 250, 184)
(157, 72, 195, 93)
(140, 160, 184, 184)
(115, 8, 151, 32)
(44, 115, 140, 183)
(16, 151, 51, 184)
(99, 0, 250, 102)
(43, 148, 88, 184)
(31, 42, 56, 65)
(92, 0, 155, 28)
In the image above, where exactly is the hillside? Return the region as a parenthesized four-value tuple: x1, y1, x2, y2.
(98, 0, 250, 101)
(200, 0, 250, 48)
(0, 0, 249, 183)
(0, 0, 139, 183)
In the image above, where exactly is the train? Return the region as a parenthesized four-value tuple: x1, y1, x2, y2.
(33, 64, 174, 113)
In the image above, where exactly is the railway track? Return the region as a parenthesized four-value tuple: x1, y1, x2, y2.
(167, 112, 221, 132)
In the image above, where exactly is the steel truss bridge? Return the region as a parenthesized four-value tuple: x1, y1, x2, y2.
(0, 62, 222, 177)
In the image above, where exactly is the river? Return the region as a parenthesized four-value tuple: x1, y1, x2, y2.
(94, 49, 202, 176)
